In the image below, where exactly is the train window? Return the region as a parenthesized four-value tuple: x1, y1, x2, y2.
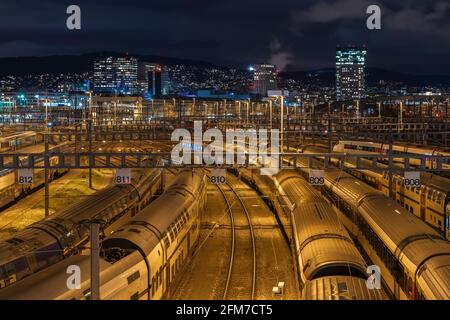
(151, 277, 156, 296)
(410, 207, 414, 214)
(130, 292, 139, 300)
(127, 271, 140, 284)
(159, 267, 163, 286)
(5, 238, 24, 245)
(83, 289, 91, 300)
(163, 234, 170, 247)
(4, 263, 15, 275)
(155, 271, 159, 290)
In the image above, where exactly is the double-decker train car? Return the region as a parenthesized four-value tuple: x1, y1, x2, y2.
(333, 140, 450, 170)
(301, 145, 450, 241)
(0, 167, 163, 290)
(0, 131, 37, 152)
(0, 144, 70, 210)
(320, 168, 450, 300)
(0, 169, 207, 300)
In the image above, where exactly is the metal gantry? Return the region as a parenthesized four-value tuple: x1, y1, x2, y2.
(1, 151, 449, 172)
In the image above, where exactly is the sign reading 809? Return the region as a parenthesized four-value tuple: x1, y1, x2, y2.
(309, 169, 325, 186)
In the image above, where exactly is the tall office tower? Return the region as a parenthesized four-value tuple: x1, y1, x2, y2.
(137, 62, 170, 97)
(336, 46, 367, 101)
(250, 63, 278, 96)
(93, 56, 138, 95)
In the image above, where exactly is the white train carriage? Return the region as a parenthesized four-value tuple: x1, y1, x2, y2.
(333, 140, 450, 170)
(0, 131, 37, 152)
(0, 170, 207, 300)
(323, 169, 450, 300)
(274, 171, 367, 282)
(269, 170, 388, 300)
(0, 168, 162, 289)
(302, 276, 385, 300)
(302, 145, 450, 240)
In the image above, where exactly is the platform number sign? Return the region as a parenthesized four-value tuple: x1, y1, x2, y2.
(18, 169, 33, 185)
(309, 169, 325, 186)
(404, 171, 420, 187)
(209, 169, 226, 185)
(115, 168, 131, 185)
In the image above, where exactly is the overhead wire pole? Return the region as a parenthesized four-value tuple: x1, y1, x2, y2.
(328, 101, 332, 153)
(388, 127, 394, 199)
(44, 98, 49, 218)
(88, 92, 93, 189)
(280, 96, 284, 153)
(89, 220, 101, 300)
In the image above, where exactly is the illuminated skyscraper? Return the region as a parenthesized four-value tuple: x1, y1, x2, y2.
(137, 62, 170, 97)
(93, 56, 138, 95)
(336, 46, 367, 101)
(250, 63, 278, 96)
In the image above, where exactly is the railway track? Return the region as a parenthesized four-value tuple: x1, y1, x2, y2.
(215, 177, 256, 300)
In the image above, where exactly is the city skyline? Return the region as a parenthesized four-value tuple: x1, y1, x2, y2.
(0, 1, 449, 75)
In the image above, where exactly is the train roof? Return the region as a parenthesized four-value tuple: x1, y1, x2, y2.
(420, 172, 450, 193)
(302, 276, 387, 300)
(417, 255, 450, 300)
(277, 171, 366, 279)
(0, 254, 94, 299)
(102, 170, 204, 255)
(359, 196, 450, 273)
(328, 168, 450, 275)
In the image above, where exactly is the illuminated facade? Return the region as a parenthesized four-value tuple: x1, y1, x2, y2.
(137, 62, 169, 97)
(93, 56, 138, 95)
(250, 64, 278, 96)
(336, 46, 367, 101)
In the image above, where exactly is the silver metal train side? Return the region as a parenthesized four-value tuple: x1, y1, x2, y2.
(0, 167, 162, 289)
(0, 169, 207, 300)
(321, 168, 450, 300)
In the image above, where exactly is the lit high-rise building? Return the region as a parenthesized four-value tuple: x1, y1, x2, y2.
(137, 62, 169, 97)
(336, 46, 367, 101)
(93, 56, 138, 95)
(250, 63, 278, 96)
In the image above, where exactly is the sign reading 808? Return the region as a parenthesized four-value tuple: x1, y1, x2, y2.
(404, 171, 421, 187)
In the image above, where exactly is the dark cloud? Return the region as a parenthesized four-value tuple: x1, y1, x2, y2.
(0, 0, 448, 74)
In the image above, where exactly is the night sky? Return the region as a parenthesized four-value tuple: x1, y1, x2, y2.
(0, 0, 449, 74)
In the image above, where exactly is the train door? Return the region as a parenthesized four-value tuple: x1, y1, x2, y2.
(420, 186, 427, 220)
(446, 202, 450, 240)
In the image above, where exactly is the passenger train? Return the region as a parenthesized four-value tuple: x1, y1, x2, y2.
(300, 145, 450, 241)
(0, 170, 207, 300)
(333, 140, 450, 170)
(0, 131, 37, 152)
(0, 143, 70, 210)
(314, 167, 450, 299)
(0, 167, 163, 290)
(239, 169, 385, 300)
